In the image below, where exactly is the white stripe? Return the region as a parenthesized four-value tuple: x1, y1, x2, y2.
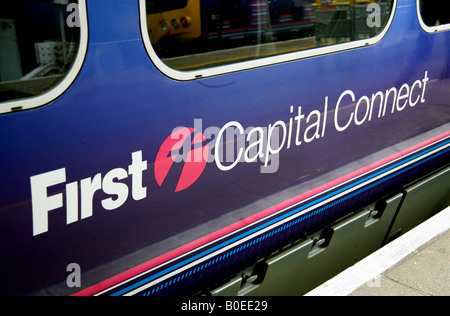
(97, 137, 449, 295)
(121, 140, 449, 295)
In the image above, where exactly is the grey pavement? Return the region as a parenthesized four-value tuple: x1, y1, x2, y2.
(306, 206, 450, 296)
(350, 230, 449, 296)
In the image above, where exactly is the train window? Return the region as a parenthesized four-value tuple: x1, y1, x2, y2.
(141, 0, 395, 80)
(0, 0, 87, 114)
(418, 0, 450, 32)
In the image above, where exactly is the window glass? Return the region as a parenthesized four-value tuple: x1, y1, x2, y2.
(0, 0, 81, 104)
(143, 0, 394, 73)
(419, 0, 450, 27)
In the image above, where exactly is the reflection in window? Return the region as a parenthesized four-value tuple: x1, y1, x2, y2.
(419, 0, 450, 27)
(0, 0, 80, 103)
(145, 0, 394, 72)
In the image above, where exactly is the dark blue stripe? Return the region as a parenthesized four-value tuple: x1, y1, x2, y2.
(111, 139, 450, 296)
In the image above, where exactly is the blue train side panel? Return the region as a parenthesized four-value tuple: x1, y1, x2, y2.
(0, 0, 449, 295)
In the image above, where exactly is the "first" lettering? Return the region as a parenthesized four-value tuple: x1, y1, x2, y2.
(30, 151, 147, 236)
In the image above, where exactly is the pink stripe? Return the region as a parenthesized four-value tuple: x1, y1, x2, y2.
(74, 131, 450, 296)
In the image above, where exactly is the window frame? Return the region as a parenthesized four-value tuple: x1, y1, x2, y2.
(0, 0, 89, 115)
(417, 0, 450, 33)
(140, 0, 397, 81)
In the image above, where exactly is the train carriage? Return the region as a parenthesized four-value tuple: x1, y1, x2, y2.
(0, 0, 449, 296)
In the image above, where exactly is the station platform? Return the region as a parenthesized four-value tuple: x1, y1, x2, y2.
(306, 205, 450, 296)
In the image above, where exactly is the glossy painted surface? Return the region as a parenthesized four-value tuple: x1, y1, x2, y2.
(0, 0, 449, 295)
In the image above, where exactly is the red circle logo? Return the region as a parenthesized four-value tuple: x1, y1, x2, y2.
(154, 128, 209, 192)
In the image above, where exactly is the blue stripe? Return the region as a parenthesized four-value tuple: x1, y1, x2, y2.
(110, 139, 450, 296)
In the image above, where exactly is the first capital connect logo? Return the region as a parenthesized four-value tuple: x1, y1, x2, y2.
(29, 71, 431, 235)
(155, 128, 209, 192)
